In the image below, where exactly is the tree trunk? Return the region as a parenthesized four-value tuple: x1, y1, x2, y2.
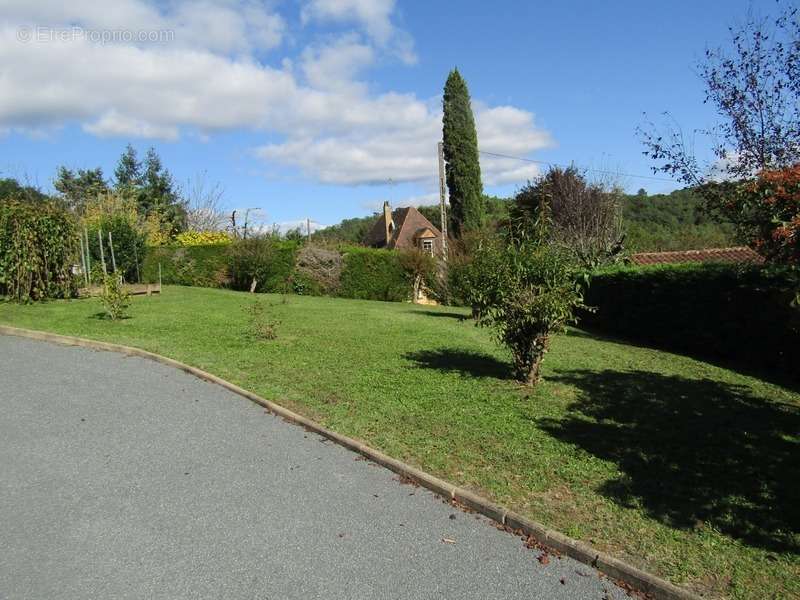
(412, 274, 422, 304)
(524, 353, 544, 386)
(523, 335, 550, 387)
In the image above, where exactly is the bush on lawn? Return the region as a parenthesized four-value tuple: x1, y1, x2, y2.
(0, 198, 77, 302)
(582, 262, 800, 378)
(338, 246, 410, 301)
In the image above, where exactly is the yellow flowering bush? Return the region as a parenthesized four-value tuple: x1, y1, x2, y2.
(174, 230, 232, 247)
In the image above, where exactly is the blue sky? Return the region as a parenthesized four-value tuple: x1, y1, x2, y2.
(0, 0, 759, 229)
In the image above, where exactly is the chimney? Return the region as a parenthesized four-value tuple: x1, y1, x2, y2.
(383, 201, 393, 245)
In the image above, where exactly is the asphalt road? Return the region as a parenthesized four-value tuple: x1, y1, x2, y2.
(0, 335, 628, 599)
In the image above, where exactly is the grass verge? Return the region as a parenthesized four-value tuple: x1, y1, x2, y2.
(1, 286, 797, 599)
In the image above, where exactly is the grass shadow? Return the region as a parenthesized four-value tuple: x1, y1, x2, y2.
(404, 348, 512, 380)
(88, 312, 132, 321)
(541, 369, 800, 553)
(412, 309, 469, 321)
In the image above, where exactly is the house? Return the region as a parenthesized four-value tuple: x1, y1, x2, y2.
(363, 202, 443, 256)
(629, 246, 764, 266)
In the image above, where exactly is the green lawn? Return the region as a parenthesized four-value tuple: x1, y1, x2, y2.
(1, 286, 798, 599)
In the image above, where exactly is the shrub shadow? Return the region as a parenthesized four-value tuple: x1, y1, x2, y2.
(88, 312, 132, 321)
(412, 309, 468, 321)
(404, 348, 512, 380)
(541, 369, 800, 552)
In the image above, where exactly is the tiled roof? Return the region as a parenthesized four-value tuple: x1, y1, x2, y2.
(363, 206, 441, 252)
(630, 246, 765, 266)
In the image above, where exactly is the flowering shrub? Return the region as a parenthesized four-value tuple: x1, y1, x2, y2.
(174, 230, 232, 247)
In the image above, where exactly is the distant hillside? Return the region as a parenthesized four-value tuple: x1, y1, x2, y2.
(623, 188, 738, 252)
(313, 188, 738, 252)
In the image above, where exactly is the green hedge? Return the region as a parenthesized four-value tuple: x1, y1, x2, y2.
(338, 246, 410, 302)
(142, 245, 229, 288)
(582, 263, 800, 378)
(142, 242, 415, 302)
(0, 199, 77, 302)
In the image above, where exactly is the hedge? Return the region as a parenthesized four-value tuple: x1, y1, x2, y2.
(0, 199, 77, 302)
(142, 242, 416, 302)
(142, 244, 230, 288)
(582, 263, 800, 379)
(337, 246, 410, 302)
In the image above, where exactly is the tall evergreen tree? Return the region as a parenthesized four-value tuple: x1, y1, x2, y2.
(53, 166, 109, 213)
(442, 68, 484, 237)
(141, 147, 186, 234)
(114, 144, 142, 192)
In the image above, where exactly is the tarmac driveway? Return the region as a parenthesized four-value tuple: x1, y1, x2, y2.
(0, 335, 628, 599)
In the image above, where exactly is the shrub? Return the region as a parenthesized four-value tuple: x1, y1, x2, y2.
(0, 199, 77, 302)
(227, 236, 299, 293)
(338, 247, 410, 301)
(245, 300, 279, 340)
(174, 230, 231, 247)
(98, 273, 130, 320)
(582, 263, 800, 378)
(470, 232, 589, 385)
(85, 216, 146, 283)
(81, 192, 147, 283)
(293, 245, 343, 295)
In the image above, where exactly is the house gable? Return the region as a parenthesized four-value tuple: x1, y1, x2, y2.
(363, 204, 443, 253)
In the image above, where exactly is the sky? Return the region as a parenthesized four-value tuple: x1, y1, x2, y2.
(0, 0, 761, 230)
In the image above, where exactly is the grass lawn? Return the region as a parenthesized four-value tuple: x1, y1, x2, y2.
(1, 286, 798, 599)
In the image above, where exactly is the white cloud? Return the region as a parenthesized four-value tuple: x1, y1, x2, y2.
(1, 0, 285, 54)
(300, 35, 375, 91)
(300, 0, 415, 63)
(1, 0, 553, 188)
(257, 103, 551, 186)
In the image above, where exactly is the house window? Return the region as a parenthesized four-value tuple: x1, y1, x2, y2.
(422, 239, 434, 254)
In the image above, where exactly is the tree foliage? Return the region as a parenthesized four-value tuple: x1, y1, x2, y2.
(469, 214, 589, 386)
(53, 166, 109, 213)
(0, 178, 49, 203)
(443, 68, 484, 237)
(730, 164, 800, 263)
(639, 2, 800, 266)
(0, 198, 77, 302)
(511, 166, 625, 268)
(641, 3, 800, 185)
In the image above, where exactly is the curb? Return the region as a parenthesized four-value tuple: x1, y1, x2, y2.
(0, 325, 701, 600)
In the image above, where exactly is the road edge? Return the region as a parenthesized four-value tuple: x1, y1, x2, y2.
(0, 325, 701, 600)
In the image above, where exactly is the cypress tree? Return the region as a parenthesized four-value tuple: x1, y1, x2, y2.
(442, 68, 484, 237)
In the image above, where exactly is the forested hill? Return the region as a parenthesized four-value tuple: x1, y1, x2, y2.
(314, 188, 737, 252)
(623, 188, 737, 251)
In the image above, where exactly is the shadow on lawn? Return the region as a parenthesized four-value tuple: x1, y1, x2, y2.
(412, 310, 467, 321)
(404, 348, 511, 380)
(541, 369, 800, 553)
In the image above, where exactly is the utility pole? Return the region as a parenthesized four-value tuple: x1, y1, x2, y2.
(306, 217, 311, 241)
(437, 142, 448, 259)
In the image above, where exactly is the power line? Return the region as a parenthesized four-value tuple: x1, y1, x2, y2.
(475, 149, 676, 183)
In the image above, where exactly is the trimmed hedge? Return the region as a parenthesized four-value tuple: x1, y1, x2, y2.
(582, 263, 800, 378)
(143, 244, 230, 288)
(142, 242, 414, 302)
(338, 246, 410, 302)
